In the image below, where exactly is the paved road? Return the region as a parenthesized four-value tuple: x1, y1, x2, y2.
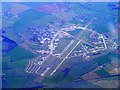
(41, 29, 84, 76)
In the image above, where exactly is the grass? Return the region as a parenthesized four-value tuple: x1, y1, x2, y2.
(31, 14, 59, 26)
(13, 9, 49, 27)
(94, 54, 112, 64)
(67, 29, 82, 36)
(4, 46, 36, 62)
(103, 63, 115, 72)
(19, 2, 53, 8)
(53, 36, 73, 54)
(94, 68, 111, 77)
(41, 55, 56, 69)
(8, 59, 29, 68)
(61, 74, 75, 83)
(42, 71, 64, 84)
(2, 27, 23, 44)
(12, 9, 49, 34)
(69, 66, 87, 76)
(6, 77, 26, 88)
(61, 39, 79, 59)
(2, 61, 9, 70)
(69, 19, 80, 24)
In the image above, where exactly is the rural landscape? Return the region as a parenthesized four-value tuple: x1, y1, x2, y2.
(2, 2, 120, 88)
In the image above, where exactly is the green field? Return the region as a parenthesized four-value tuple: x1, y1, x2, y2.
(42, 71, 75, 85)
(94, 68, 111, 77)
(2, 45, 36, 88)
(53, 36, 73, 54)
(67, 29, 82, 36)
(12, 9, 50, 34)
(6, 77, 26, 88)
(2, 27, 23, 44)
(31, 14, 59, 26)
(3, 46, 36, 62)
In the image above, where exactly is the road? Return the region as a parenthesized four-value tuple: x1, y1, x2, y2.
(25, 19, 113, 76)
(50, 40, 81, 75)
(41, 28, 84, 76)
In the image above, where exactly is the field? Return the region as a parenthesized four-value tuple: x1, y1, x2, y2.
(2, 2, 119, 88)
(53, 36, 73, 54)
(3, 46, 36, 62)
(34, 3, 67, 13)
(2, 36, 17, 55)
